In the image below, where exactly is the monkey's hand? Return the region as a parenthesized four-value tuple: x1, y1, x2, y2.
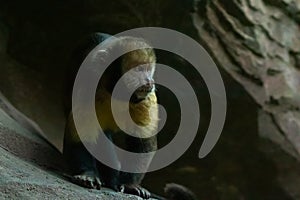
(120, 184, 151, 199)
(71, 171, 102, 190)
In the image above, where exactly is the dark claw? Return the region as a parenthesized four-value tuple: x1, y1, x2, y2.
(121, 185, 151, 199)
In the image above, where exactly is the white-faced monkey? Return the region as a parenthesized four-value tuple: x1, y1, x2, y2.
(63, 33, 197, 200)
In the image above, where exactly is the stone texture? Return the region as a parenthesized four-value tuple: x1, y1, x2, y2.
(0, 105, 149, 200)
(193, 0, 300, 159)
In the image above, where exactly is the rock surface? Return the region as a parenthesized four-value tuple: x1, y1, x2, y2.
(193, 0, 300, 159)
(0, 104, 150, 200)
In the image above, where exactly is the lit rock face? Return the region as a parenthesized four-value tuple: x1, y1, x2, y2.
(193, 0, 300, 159)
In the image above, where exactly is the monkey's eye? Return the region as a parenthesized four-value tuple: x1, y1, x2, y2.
(135, 66, 144, 72)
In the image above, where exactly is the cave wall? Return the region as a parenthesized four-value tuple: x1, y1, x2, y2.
(193, 0, 300, 159)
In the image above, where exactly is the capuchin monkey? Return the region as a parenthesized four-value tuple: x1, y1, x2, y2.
(63, 33, 197, 200)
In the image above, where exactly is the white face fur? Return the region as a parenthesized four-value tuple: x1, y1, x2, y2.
(122, 62, 156, 100)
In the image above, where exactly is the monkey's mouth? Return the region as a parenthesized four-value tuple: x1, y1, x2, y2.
(132, 85, 154, 102)
(136, 87, 153, 94)
(136, 84, 154, 94)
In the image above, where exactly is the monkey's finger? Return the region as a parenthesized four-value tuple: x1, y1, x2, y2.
(122, 185, 141, 197)
(86, 177, 95, 188)
(139, 189, 146, 199)
(144, 190, 151, 199)
(132, 188, 141, 197)
(72, 175, 95, 189)
(81, 176, 94, 188)
(95, 177, 102, 190)
(119, 185, 125, 193)
(138, 187, 151, 199)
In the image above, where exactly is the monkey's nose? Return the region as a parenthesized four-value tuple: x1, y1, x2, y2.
(146, 80, 154, 89)
(146, 78, 154, 86)
(145, 82, 153, 88)
(142, 82, 154, 93)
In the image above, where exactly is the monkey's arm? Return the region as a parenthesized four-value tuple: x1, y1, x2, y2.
(119, 135, 158, 199)
(63, 113, 102, 189)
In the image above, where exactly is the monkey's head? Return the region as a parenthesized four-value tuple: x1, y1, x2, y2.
(99, 37, 156, 102)
(121, 47, 156, 102)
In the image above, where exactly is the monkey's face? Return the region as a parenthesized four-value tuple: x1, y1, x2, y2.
(134, 63, 155, 99)
(122, 62, 156, 101)
(120, 50, 155, 101)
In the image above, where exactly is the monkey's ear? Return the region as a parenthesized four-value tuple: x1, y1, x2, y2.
(92, 49, 109, 62)
(90, 35, 119, 63)
(86, 50, 112, 77)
